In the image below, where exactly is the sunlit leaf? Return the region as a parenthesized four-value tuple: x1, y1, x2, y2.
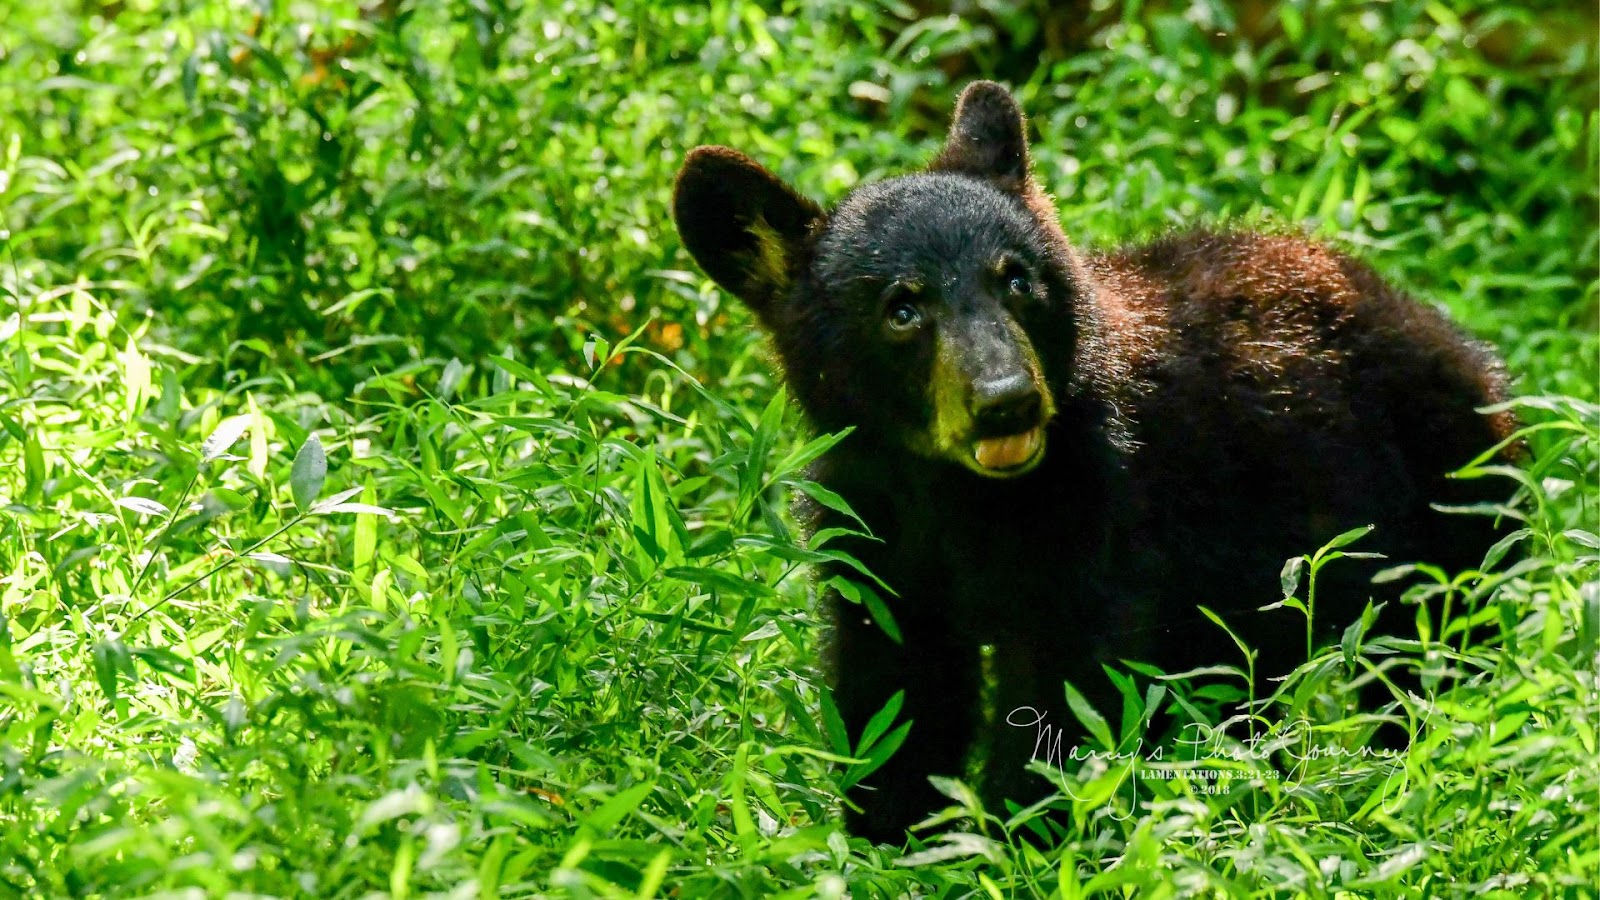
(201, 415, 251, 462)
(116, 496, 169, 517)
(290, 434, 327, 513)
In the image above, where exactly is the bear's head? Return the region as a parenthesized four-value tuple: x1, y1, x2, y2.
(673, 82, 1088, 478)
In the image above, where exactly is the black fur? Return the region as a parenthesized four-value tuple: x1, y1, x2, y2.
(672, 81, 1519, 843)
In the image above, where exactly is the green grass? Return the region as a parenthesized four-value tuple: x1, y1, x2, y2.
(0, 1, 1595, 896)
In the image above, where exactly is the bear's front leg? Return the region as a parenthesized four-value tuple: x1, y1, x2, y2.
(984, 636, 1121, 832)
(827, 588, 980, 844)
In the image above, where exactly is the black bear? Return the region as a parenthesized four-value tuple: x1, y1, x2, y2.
(672, 81, 1519, 843)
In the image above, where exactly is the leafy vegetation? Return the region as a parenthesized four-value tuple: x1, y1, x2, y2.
(0, 1, 1595, 896)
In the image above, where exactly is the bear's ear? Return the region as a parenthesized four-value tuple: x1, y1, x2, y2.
(673, 146, 823, 320)
(930, 81, 1031, 191)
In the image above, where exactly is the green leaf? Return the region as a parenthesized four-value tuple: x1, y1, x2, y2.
(685, 529, 734, 559)
(1140, 683, 1167, 736)
(201, 414, 251, 462)
(792, 478, 871, 533)
(725, 743, 758, 841)
(630, 449, 683, 569)
(894, 832, 1003, 868)
(1350, 164, 1371, 217)
(247, 552, 295, 576)
(853, 581, 902, 645)
(582, 335, 608, 370)
(1482, 528, 1530, 570)
(851, 721, 912, 785)
(739, 388, 787, 516)
(129, 645, 193, 679)
(309, 486, 360, 510)
(290, 433, 327, 513)
(1341, 600, 1381, 667)
(1562, 529, 1600, 550)
(92, 640, 122, 705)
(1318, 524, 1375, 556)
(486, 353, 546, 386)
(663, 566, 774, 598)
(1279, 555, 1304, 599)
(582, 780, 655, 836)
(22, 428, 45, 500)
(116, 496, 169, 517)
(1063, 680, 1114, 751)
(818, 687, 851, 756)
(438, 358, 467, 400)
(1317, 163, 1346, 224)
(771, 426, 854, 480)
(120, 336, 150, 417)
(857, 689, 905, 753)
(319, 502, 396, 517)
(1197, 606, 1256, 667)
(1259, 596, 1308, 614)
(0, 412, 25, 442)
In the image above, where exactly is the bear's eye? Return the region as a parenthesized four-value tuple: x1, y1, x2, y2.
(882, 283, 924, 332)
(997, 257, 1035, 299)
(886, 300, 922, 331)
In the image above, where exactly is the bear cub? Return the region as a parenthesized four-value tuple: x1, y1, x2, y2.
(672, 81, 1518, 843)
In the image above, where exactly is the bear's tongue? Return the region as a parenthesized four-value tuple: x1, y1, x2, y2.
(974, 428, 1040, 470)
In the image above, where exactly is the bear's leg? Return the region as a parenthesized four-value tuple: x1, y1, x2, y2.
(827, 590, 980, 844)
(985, 642, 1120, 840)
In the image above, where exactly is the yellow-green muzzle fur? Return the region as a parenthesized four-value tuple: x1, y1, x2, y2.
(920, 314, 1055, 478)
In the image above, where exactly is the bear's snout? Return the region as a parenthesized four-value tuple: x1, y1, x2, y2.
(971, 372, 1042, 437)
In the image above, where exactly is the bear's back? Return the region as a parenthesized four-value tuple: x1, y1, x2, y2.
(1065, 230, 1518, 674)
(1081, 230, 1516, 503)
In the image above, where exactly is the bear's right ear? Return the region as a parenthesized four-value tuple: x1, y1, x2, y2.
(673, 146, 823, 320)
(930, 81, 1032, 192)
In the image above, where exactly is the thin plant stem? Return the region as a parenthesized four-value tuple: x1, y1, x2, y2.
(130, 514, 307, 623)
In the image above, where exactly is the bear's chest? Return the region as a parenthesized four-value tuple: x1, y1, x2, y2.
(884, 468, 1124, 645)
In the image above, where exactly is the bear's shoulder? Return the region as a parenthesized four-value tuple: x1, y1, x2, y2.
(1086, 228, 1378, 323)
(1077, 229, 1400, 387)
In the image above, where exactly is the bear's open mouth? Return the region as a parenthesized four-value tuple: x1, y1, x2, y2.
(972, 427, 1044, 473)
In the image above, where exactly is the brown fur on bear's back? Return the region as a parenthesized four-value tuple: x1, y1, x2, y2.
(1084, 230, 1518, 461)
(1070, 230, 1519, 672)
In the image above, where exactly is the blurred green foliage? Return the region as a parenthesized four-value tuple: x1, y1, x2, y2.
(5, 0, 1593, 394)
(0, 0, 1595, 896)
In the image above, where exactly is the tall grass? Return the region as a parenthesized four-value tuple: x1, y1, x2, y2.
(0, 1, 1594, 896)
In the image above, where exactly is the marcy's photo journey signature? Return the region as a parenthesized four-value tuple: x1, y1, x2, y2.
(1004, 705, 1420, 817)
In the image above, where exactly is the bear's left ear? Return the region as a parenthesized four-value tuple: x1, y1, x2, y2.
(673, 146, 823, 324)
(930, 81, 1032, 192)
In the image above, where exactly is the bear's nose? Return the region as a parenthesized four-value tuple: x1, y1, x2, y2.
(971, 374, 1042, 436)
